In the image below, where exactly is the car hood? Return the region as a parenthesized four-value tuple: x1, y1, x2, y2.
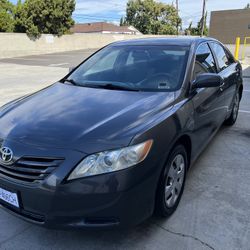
(0, 83, 175, 153)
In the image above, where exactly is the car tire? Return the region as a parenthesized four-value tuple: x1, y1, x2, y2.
(155, 144, 187, 217)
(224, 91, 240, 126)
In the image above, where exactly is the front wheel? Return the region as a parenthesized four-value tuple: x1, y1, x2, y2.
(224, 92, 240, 126)
(155, 145, 187, 217)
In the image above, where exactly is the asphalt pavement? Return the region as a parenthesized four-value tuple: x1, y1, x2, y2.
(0, 51, 250, 250)
(0, 49, 96, 68)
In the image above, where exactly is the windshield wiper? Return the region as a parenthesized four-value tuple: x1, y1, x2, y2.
(63, 79, 79, 86)
(82, 83, 139, 92)
(63, 80, 139, 91)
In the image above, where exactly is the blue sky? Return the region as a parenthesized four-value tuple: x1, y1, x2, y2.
(9, 0, 250, 28)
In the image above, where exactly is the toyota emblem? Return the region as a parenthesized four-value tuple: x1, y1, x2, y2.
(0, 147, 13, 163)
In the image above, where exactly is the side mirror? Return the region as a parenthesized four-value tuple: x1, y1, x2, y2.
(69, 66, 76, 73)
(193, 73, 224, 89)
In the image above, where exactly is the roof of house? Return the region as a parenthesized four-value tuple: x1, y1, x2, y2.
(71, 22, 140, 34)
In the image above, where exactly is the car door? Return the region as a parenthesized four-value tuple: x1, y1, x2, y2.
(209, 42, 239, 114)
(191, 42, 226, 155)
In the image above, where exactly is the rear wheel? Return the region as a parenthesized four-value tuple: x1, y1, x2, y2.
(224, 92, 240, 126)
(155, 145, 187, 217)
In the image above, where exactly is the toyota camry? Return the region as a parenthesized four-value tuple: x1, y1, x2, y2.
(0, 37, 243, 229)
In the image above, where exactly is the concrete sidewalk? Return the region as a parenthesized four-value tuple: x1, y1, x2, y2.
(242, 63, 250, 78)
(0, 63, 67, 106)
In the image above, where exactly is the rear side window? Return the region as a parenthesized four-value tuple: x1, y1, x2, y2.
(193, 43, 216, 79)
(210, 42, 230, 71)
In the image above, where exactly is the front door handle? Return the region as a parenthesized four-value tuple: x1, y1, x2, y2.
(220, 81, 225, 91)
(236, 70, 241, 78)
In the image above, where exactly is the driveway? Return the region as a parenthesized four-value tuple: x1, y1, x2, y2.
(0, 52, 250, 250)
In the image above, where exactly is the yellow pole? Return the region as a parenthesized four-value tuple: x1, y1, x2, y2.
(234, 37, 240, 60)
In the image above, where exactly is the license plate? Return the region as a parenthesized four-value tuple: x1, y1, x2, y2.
(0, 187, 19, 208)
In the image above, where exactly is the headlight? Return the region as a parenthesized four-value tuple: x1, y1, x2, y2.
(68, 140, 153, 180)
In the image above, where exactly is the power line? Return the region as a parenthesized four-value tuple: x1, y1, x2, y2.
(73, 14, 121, 22)
(73, 1, 207, 27)
(76, 1, 126, 9)
(181, 10, 202, 17)
(181, 11, 200, 19)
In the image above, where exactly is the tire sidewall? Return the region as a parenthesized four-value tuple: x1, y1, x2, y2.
(232, 92, 240, 122)
(225, 91, 240, 125)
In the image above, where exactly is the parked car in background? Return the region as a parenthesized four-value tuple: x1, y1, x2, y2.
(0, 37, 243, 229)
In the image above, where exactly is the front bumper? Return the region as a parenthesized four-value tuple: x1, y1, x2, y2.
(0, 164, 160, 229)
(0, 137, 165, 229)
(0, 139, 164, 229)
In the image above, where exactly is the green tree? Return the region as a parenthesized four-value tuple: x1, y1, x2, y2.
(244, 3, 250, 8)
(13, 0, 26, 33)
(16, 0, 75, 38)
(185, 12, 208, 36)
(0, 0, 14, 32)
(120, 17, 127, 26)
(124, 0, 181, 35)
(197, 11, 208, 36)
(185, 22, 198, 36)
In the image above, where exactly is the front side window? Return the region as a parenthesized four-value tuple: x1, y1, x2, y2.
(67, 45, 190, 92)
(193, 43, 216, 80)
(210, 42, 230, 71)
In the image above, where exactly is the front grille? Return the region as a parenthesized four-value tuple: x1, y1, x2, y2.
(0, 157, 63, 183)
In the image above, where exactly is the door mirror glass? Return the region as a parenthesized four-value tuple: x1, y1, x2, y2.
(193, 73, 224, 88)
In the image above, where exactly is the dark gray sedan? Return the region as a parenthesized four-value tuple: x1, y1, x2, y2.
(0, 37, 243, 229)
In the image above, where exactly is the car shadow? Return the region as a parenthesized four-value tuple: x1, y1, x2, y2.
(19, 217, 164, 249)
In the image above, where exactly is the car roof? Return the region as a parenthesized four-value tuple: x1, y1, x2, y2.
(110, 36, 218, 47)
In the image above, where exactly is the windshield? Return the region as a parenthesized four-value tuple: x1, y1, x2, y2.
(67, 45, 190, 92)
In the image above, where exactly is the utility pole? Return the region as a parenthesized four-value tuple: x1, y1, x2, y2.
(176, 0, 179, 35)
(201, 0, 206, 37)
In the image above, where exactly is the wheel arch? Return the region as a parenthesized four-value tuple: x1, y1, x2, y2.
(172, 134, 192, 169)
